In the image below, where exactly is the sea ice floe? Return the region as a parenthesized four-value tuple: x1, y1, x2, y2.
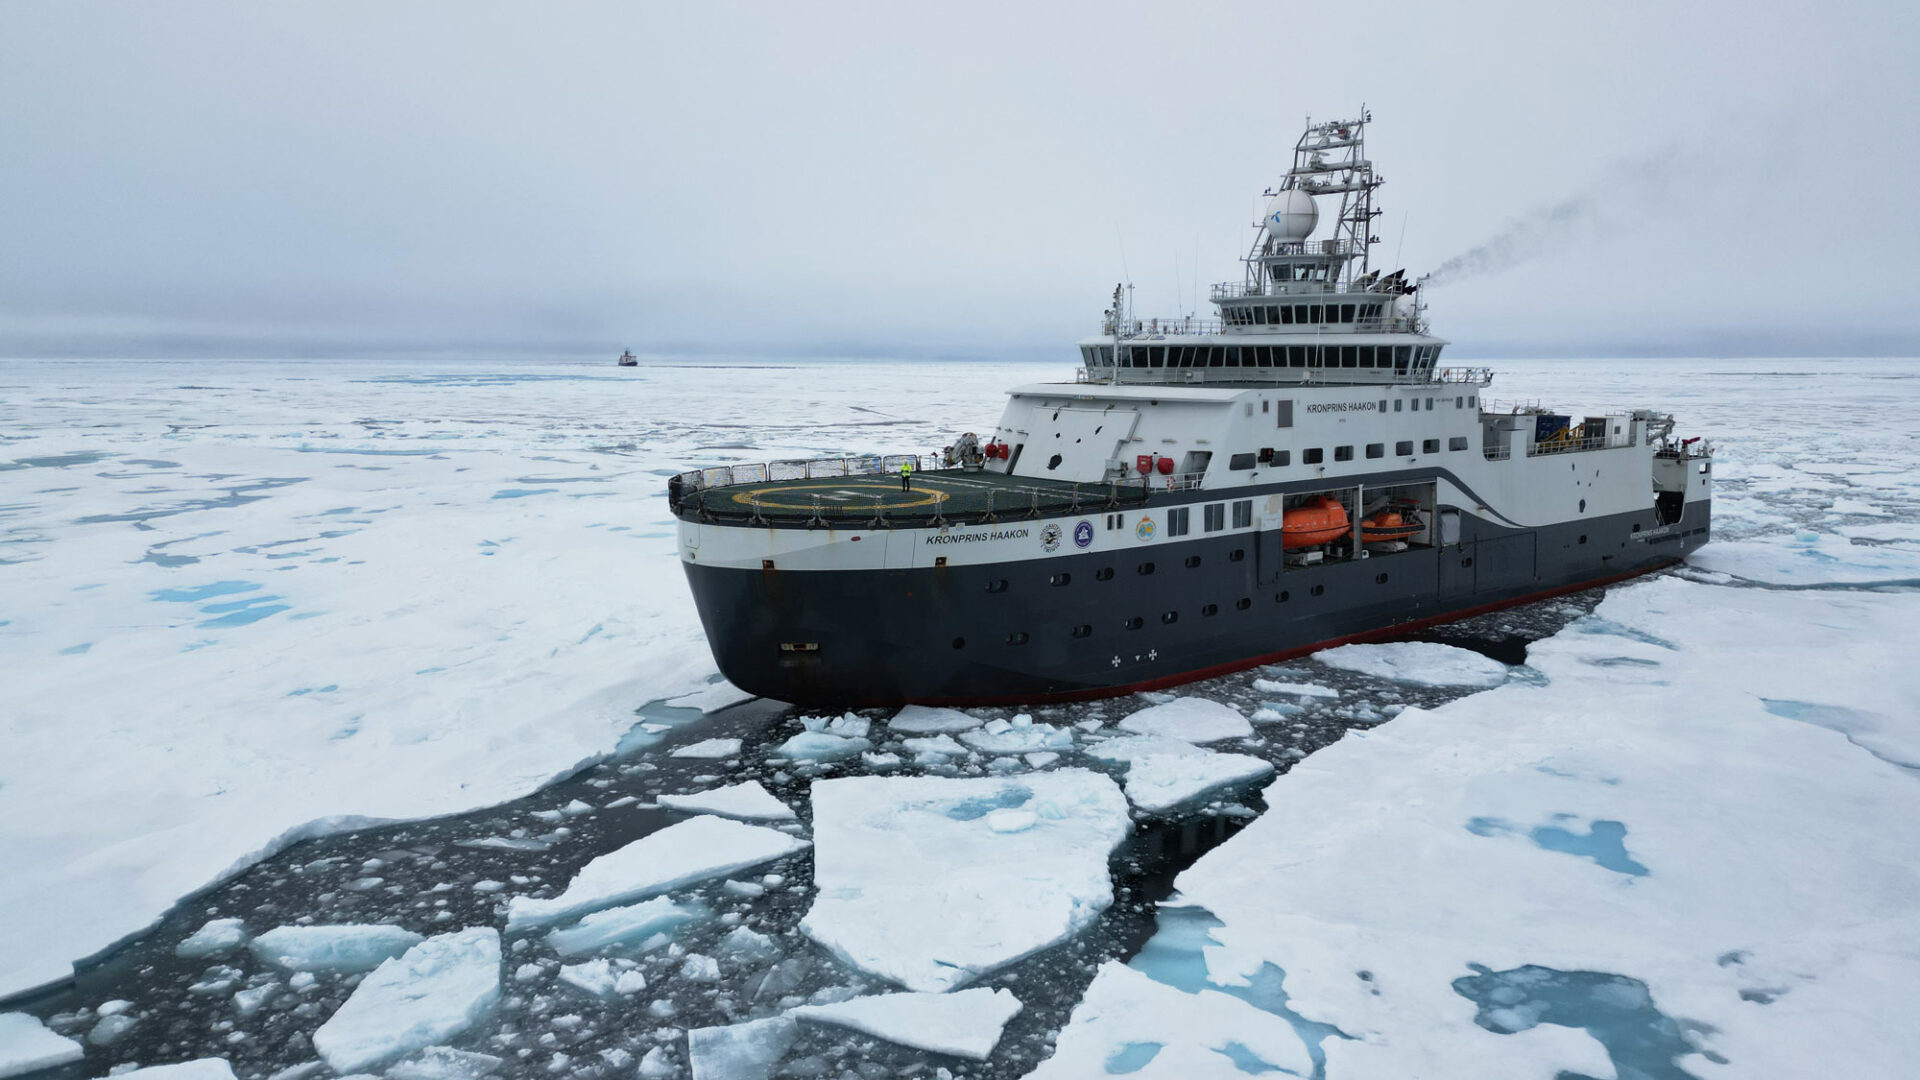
(801, 770, 1131, 992)
(887, 706, 985, 734)
(717, 927, 780, 963)
(109, 1060, 239, 1080)
(670, 738, 743, 760)
(658, 781, 796, 822)
(1114, 698, 1252, 743)
(176, 917, 249, 958)
(901, 734, 966, 756)
(1689, 531, 1920, 585)
(685, 1016, 797, 1080)
(249, 924, 425, 972)
(506, 816, 808, 928)
(0, 1012, 84, 1079)
(789, 986, 1023, 1060)
(1250, 678, 1339, 698)
(1312, 641, 1511, 688)
(1023, 962, 1311, 1079)
(665, 679, 754, 713)
(311, 927, 501, 1074)
(556, 959, 622, 998)
(772, 732, 871, 762)
(957, 722, 1074, 755)
(545, 897, 708, 957)
(382, 1046, 504, 1080)
(1123, 751, 1275, 814)
(1083, 734, 1209, 764)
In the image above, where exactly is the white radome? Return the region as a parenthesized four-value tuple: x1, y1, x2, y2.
(1263, 188, 1318, 243)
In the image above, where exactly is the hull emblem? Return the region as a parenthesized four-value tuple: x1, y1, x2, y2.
(1041, 524, 1062, 553)
(1073, 520, 1094, 548)
(1135, 516, 1156, 541)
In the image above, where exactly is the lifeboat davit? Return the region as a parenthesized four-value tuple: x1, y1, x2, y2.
(1360, 508, 1425, 543)
(1282, 495, 1350, 549)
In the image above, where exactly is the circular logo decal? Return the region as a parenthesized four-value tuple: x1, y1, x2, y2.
(1135, 516, 1156, 541)
(1040, 523, 1062, 553)
(1073, 520, 1095, 548)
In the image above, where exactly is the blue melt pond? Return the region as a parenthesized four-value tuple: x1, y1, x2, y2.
(1467, 816, 1649, 877)
(60, 643, 92, 655)
(1453, 963, 1712, 1078)
(491, 488, 557, 500)
(1105, 1042, 1164, 1073)
(200, 604, 291, 628)
(151, 581, 258, 603)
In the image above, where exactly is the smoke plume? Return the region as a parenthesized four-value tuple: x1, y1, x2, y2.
(1424, 194, 1599, 288)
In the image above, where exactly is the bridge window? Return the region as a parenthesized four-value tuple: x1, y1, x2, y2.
(1272, 449, 1290, 466)
(1450, 436, 1470, 451)
(1396, 440, 1413, 455)
(1340, 303, 1356, 323)
(1204, 504, 1225, 532)
(1279, 305, 1294, 325)
(1232, 500, 1253, 528)
(1253, 306, 1269, 325)
(1303, 447, 1324, 465)
(1424, 438, 1441, 454)
(1167, 508, 1190, 536)
(1334, 445, 1354, 462)
(1366, 443, 1385, 459)
(1229, 452, 1256, 470)
(1308, 304, 1323, 323)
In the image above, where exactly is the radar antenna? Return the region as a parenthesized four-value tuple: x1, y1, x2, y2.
(1245, 108, 1383, 292)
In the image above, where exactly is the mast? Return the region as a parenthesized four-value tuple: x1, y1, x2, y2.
(1245, 108, 1382, 292)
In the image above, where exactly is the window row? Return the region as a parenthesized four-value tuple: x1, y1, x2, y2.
(1222, 301, 1388, 328)
(981, 572, 1401, 646)
(1230, 437, 1473, 469)
(1081, 343, 1445, 371)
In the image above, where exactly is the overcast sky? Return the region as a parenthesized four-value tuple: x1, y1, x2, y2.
(2, 1, 1914, 360)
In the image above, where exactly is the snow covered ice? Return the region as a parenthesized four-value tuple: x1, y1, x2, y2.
(1312, 641, 1512, 687)
(0, 1013, 84, 1079)
(670, 737, 743, 760)
(1025, 962, 1312, 1079)
(248, 923, 424, 972)
(657, 780, 796, 821)
(311, 927, 502, 1074)
(1113, 697, 1253, 743)
(685, 1016, 797, 1080)
(175, 917, 248, 958)
(789, 986, 1023, 1060)
(545, 897, 708, 957)
(1121, 750, 1274, 813)
(505, 815, 808, 928)
(802, 770, 1131, 991)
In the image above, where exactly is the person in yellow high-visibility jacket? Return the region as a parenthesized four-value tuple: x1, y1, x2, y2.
(899, 459, 914, 492)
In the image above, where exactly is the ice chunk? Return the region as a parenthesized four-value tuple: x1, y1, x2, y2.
(1251, 678, 1339, 698)
(717, 927, 780, 963)
(888, 706, 984, 733)
(177, 917, 249, 958)
(382, 1047, 503, 1080)
(801, 770, 1131, 992)
(1313, 641, 1510, 687)
(772, 732, 871, 761)
(986, 809, 1037, 833)
(666, 679, 754, 713)
(1024, 751, 1060, 768)
(1123, 752, 1275, 813)
(671, 738, 742, 760)
(1114, 698, 1252, 743)
(658, 781, 796, 822)
(1083, 734, 1209, 764)
(789, 986, 1022, 1060)
(89, 1012, 138, 1045)
(250, 924, 425, 973)
(957, 723, 1074, 754)
(545, 897, 707, 957)
(901, 734, 966, 756)
(110, 1061, 238, 1080)
(861, 751, 902, 769)
(636, 1046, 674, 1078)
(311, 927, 502, 1074)
(680, 954, 721, 982)
(507, 816, 808, 928)
(0, 1012, 84, 1078)
(685, 1016, 797, 1080)
(556, 959, 620, 998)
(1024, 962, 1311, 1079)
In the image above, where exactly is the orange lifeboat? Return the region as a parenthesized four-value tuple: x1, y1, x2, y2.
(1281, 495, 1350, 549)
(1360, 508, 1424, 543)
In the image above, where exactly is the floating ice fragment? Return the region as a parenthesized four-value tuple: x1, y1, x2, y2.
(773, 732, 871, 761)
(1115, 698, 1252, 743)
(382, 1046, 503, 1080)
(680, 954, 721, 982)
(789, 986, 1023, 1060)
(1024, 751, 1060, 768)
(1025, 962, 1311, 1079)
(717, 927, 780, 963)
(672, 738, 743, 760)
(902, 734, 965, 756)
(659, 781, 796, 822)
(0, 1012, 84, 1078)
(862, 752, 903, 769)
(1084, 734, 1209, 764)
(888, 706, 984, 734)
(556, 959, 620, 998)
(311, 927, 502, 1074)
(685, 1016, 797, 1080)
(958, 723, 1074, 755)
(1123, 752, 1275, 814)
(109, 1061, 238, 1080)
(250, 924, 425, 973)
(507, 816, 808, 928)
(177, 917, 249, 958)
(802, 771, 1131, 992)
(545, 897, 708, 957)
(636, 1046, 674, 1079)
(1313, 642, 1510, 687)
(1250, 678, 1339, 698)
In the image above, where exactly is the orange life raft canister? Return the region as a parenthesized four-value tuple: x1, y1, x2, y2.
(1360, 509, 1424, 543)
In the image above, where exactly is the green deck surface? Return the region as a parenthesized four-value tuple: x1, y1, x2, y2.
(681, 468, 1148, 524)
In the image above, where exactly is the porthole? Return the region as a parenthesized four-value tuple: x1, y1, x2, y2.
(1047, 454, 1062, 470)
(1578, 534, 1588, 545)
(985, 579, 1009, 593)
(1202, 603, 1219, 616)
(1375, 573, 1388, 584)
(1124, 616, 1144, 630)
(1579, 498, 1587, 513)
(1137, 562, 1156, 576)
(951, 637, 966, 649)
(1184, 555, 1202, 568)
(1006, 631, 1029, 646)
(1235, 597, 1252, 610)
(1071, 624, 1092, 639)
(1277, 590, 1290, 603)
(1095, 567, 1115, 581)
(1310, 584, 1325, 597)
(1161, 611, 1178, 624)
(1049, 572, 1071, 586)
(1229, 549, 1246, 562)
(1462, 556, 1474, 567)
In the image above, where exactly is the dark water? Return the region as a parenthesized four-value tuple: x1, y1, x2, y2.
(6, 592, 1605, 1080)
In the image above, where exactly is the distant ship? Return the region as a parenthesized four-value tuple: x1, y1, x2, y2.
(667, 112, 1713, 707)
(617, 350, 638, 367)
